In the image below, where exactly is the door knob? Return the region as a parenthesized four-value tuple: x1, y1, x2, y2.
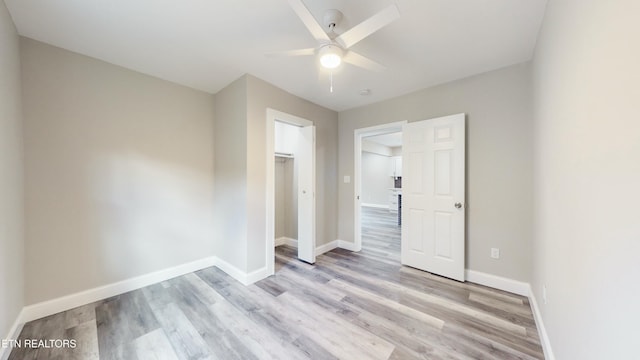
(454, 202, 462, 209)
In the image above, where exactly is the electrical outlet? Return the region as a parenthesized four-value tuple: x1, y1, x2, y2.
(491, 248, 500, 259)
(343, 175, 351, 183)
(543, 285, 547, 305)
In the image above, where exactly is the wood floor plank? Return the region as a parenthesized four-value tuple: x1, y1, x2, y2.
(133, 329, 179, 360)
(338, 268, 527, 335)
(170, 279, 258, 360)
(209, 298, 309, 360)
(149, 303, 212, 360)
(96, 290, 161, 360)
(468, 292, 532, 318)
(197, 271, 301, 345)
(351, 307, 470, 360)
(63, 302, 101, 330)
(201, 271, 338, 360)
(328, 278, 446, 330)
(441, 324, 540, 360)
(290, 335, 339, 360)
(278, 291, 396, 360)
(65, 320, 100, 360)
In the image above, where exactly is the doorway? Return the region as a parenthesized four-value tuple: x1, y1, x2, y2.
(266, 109, 316, 277)
(360, 132, 403, 262)
(353, 121, 407, 251)
(354, 114, 466, 281)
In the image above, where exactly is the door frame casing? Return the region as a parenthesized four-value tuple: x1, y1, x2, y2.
(266, 108, 314, 275)
(353, 120, 407, 251)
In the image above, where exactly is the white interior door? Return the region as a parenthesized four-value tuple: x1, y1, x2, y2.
(297, 125, 316, 263)
(401, 114, 465, 281)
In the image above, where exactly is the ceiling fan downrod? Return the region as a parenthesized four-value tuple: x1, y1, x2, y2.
(323, 9, 343, 32)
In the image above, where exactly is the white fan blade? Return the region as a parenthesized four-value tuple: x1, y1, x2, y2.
(343, 51, 386, 72)
(335, 4, 400, 49)
(287, 0, 331, 43)
(265, 48, 316, 57)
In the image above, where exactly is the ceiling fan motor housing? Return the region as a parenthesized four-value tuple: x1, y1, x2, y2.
(319, 44, 344, 68)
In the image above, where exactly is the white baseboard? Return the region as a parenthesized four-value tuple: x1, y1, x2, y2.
(464, 270, 530, 297)
(337, 239, 361, 252)
(213, 256, 249, 285)
(1, 308, 25, 360)
(278, 238, 343, 257)
(361, 203, 389, 209)
(21, 256, 217, 323)
(212, 256, 272, 286)
(315, 240, 339, 256)
(275, 237, 297, 247)
(529, 285, 555, 360)
(16, 254, 273, 328)
(245, 266, 272, 285)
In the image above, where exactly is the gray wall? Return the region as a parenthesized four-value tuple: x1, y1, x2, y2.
(531, 0, 640, 358)
(361, 140, 393, 156)
(21, 38, 216, 304)
(338, 63, 533, 282)
(0, 2, 24, 339)
(213, 74, 338, 274)
(274, 158, 296, 239)
(274, 122, 299, 240)
(213, 76, 248, 271)
(246, 75, 338, 272)
(361, 152, 393, 206)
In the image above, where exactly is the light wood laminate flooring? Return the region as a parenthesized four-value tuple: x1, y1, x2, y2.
(9, 207, 544, 359)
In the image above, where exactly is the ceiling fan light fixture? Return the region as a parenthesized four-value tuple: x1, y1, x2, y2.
(319, 45, 343, 69)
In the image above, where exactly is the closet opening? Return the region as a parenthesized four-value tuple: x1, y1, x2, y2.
(274, 121, 299, 252)
(266, 109, 316, 277)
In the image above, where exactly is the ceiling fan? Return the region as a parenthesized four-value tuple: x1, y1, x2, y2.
(267, 0, 400, 72)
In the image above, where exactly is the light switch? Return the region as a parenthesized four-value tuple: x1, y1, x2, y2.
(343, 175, 351, 183)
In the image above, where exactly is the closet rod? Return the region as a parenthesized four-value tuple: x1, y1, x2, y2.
(275, 152, 294, 158)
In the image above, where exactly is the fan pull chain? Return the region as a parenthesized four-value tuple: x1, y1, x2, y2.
(330, 71, 334, 93)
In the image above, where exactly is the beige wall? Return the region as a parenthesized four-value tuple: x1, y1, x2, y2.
(0, 2, 25, 340)
(338, 63, 533, 282)
(531, 0, 640, 358)
(21, 38, 216, 304)
(213, 77, 248, 271)
(246, 75, 338, 272)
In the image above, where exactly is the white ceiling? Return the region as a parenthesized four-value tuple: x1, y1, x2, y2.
(5, 0, 547, 111)
(365, 132, 402, 147)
